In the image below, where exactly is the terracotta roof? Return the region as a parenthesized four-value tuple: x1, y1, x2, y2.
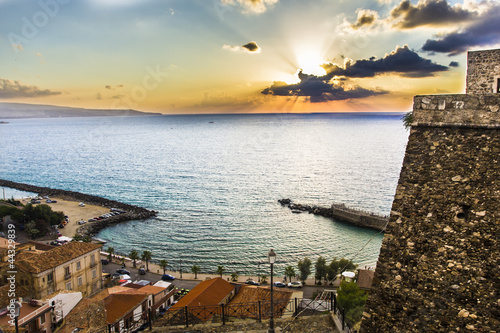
(24, 240, 55, 251)
(104, 293, 148, 324)
(15, 241, 102, 273)
(171, 277, 234, 309)
(58, 298, 106, 333)
(107, 286, 135, 294)
(229, 285, 293, 319)
(0, 284, 31, 308)
(356, 269, 374, 290)
(138, 285, 167, 296)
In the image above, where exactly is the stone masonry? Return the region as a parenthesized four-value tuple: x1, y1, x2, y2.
(467, 49, 500, 94)
(360, 50, 500, 332)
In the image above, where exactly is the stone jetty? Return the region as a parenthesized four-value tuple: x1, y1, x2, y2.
(278, 198, 388, 231)
(0, 179, 157, 237)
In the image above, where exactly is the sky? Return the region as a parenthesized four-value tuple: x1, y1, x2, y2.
(1, 0, 500, 114)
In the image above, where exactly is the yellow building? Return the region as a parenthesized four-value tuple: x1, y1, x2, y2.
(0, 241, 103, 299)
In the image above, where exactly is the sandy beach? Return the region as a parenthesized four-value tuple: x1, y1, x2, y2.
(20, 197, 110, 238)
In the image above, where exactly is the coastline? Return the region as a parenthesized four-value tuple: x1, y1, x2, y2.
(0, 179, 157, 238)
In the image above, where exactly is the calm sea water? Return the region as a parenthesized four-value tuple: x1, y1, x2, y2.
(0, 113, 408, 275)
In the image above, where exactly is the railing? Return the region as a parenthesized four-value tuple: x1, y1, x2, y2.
(64, 273, 71, 280)
(156, 296, 354, 330)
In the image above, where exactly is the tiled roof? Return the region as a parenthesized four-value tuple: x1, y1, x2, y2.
(138, 285, 167, 296)
(229, 285, 293, 319)
(104, 293, 148, 324)
(356, 269, 374, 290)
(0, 284, 31, 308)
(15, 241, 102, 273)
(171, 277, 234, 309)
(58, 298, 106, 333)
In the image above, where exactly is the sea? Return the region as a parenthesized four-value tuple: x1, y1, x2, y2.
(0, 113, 409, 276)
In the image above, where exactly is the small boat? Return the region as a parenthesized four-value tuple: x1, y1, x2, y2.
(92, 237, 107, 244)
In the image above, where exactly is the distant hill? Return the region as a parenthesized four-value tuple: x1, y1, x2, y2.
(0, 103, 160, 119)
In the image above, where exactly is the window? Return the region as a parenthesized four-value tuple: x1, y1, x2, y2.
(66, 282, 71, 290)
(47, 273, 53, 282)
(90, 254, 95, 266)
(92, 269, 97, 279)
(78, 276, 83, 286)
(76, 261, 81, 270)
(64, 266, 70, 275)
(40, 313, 46, 324)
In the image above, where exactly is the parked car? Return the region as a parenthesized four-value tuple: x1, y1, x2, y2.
(79, 202, 85, 207)
(287, 281, 303, 288)
(139, 268, 146, 275)
(116, 269, 130, 275)
(273, 281, 286, 288)
(161, 274, 175, 281)
(245, 280, 260, 286)
(101, 259, 109, 265)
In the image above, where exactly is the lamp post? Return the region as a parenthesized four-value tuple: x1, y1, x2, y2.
(257, 263, 261, 283)
(13, 301, 21, 333)
(179, 259, 183, 279)
(268, 249, 276, 333)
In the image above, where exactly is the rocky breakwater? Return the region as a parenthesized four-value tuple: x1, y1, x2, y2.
(0, 179, 157, 237)
(278, 198, 388, 231)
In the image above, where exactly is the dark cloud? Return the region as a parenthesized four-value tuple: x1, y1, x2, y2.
(449, 61, 459, 67)
(242, 41, 260, 52)
(422, 4, 500, 55)
(391, 0, 474, 29)
(351, 10, 377, 29)
(0, 78, 61, 98)
(261, 71, 387, 103)
(322, 45, 448, 78)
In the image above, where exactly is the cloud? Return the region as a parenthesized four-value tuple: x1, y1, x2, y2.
(351, 9, 378, 29)
(221, 0, 278, 14)
(261, 71, 387, 103)
(390, 0, 474, 29)
(242, 41, 260, 52)
(223, 41, 261, 53)
(105, 84, 124, 90)
(421, 3, 500, 55)
(0, 78, 61, 98)
(322, 45, 448, 78)
(449, 61, 459, 67)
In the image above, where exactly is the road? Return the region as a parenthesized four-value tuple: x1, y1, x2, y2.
(101, 260, 333, 298)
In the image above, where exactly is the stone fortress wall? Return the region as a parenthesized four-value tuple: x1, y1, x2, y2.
(360, 49, 500, 332)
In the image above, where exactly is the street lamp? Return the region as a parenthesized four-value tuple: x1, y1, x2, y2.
(268, 249, 276, 333)
(13, 301, 21, 333)
(257, 263, 261, 283)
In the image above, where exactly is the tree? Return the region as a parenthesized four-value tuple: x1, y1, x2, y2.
(338, 258, 357, 274)
(402, 111, 413, 130)
(159, 259, 168, 275)
(141, 250, 152, 271)
(107, 247, 115, 262)
(129, 250, 139, 268)
(315, 256, 328, 285)
(191, 265, 200, 279)
(73, 233, 82, 242)
(337, 280, 367, 327)
(297, 257, 312, 283)
(284, 265, 296, 282)
(216, 265, 225, 278)
(230, 272, 239, 282)
(327, 259, 340, 284)
(260, 275, 268, 284)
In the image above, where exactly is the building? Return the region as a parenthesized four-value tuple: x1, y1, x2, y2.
(0, 299, 53, 333)
(167, 277, 235, 324)
(360, 49, 500, 331)
(0, 241, 103, 299)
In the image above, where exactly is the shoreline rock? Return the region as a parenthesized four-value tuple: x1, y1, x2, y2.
(0, 179, 157, 238)
(278, 198, 388, 231)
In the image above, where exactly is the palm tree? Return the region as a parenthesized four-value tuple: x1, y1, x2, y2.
(141, 250, 152, 271)
(284, 265, 296, 282)
(216, 265, 225, 278)
(191, 265, 200, 279)
(230, 272, 239, 282)
(129, 250, 139, 268)
(159, 259, 168, 275)
(260, 275, 268, 284)
(107, 247, 115, 262)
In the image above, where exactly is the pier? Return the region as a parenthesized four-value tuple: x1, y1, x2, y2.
(278, 198, 388, 231)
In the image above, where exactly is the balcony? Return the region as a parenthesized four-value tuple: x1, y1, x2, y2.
(64, 273, 71, 280)
(90, 262, 98, 268)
